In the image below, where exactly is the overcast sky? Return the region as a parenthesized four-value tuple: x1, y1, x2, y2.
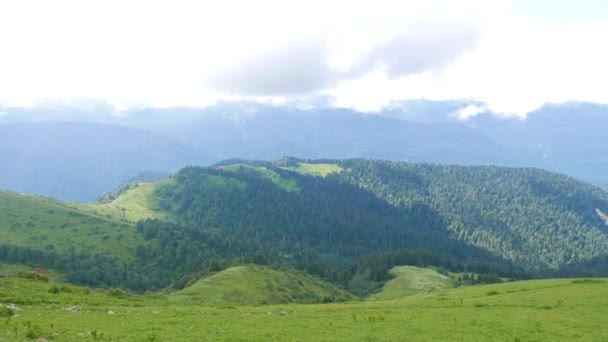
(1, 0, 607, 117)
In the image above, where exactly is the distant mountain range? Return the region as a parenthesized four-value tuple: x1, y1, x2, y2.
(0, 122, 205, 201)
(1, 100, 607, 201)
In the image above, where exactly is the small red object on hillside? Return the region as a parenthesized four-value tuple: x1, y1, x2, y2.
(32, 267, 46, 274)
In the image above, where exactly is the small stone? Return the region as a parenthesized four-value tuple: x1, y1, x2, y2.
(279, 310, 288, 316)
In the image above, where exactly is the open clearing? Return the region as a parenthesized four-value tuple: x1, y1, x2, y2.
(1, 277, 607, 341)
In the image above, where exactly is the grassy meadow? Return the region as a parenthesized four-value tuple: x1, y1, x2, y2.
(169, 265, 354, 305)
(282, 162, 344, 177)
(1, 276, 607, 341)
(368, 266, 455, 301)
(0, 191, 144, 260)
(73, 182, 170, 223)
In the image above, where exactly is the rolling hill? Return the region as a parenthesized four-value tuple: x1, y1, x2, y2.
(169, 265, 354, 305)
(0, 190, 143, 260)
(367, 266, 455, 301)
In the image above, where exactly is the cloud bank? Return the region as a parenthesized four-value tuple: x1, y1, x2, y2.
(0, 0, 607, 116)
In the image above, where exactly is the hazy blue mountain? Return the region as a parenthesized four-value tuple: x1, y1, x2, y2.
(467, 102, 608, 189)
(0, 101, 114, 123)
(119, 104, 512, 165)
(377, 99, 479, 123)
(2, 100, 607, 201)
(0, 122, 205, 201)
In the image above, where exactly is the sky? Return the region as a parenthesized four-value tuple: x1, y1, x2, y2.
(0, 0, 607, 117)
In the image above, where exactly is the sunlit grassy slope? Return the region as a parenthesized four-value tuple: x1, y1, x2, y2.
(2, 276, 607, 341)
(280, 162, 343, 177)
(0, 191, 144, 260)
(220, 164, 300, 191)
(368, 266, 455, 300)
(169, 265, 354, 305)
(73, 181, 171, 222)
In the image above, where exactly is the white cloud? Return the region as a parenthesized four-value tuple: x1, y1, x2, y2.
(0, 0, 607, 117)
(454, 105, 487, 120)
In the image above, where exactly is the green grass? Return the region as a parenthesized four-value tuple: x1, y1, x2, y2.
(221, 164, 301, 192)
(0, 190, 145, 260)
(368, 266, 455, 301)
(283, 162, 343, 177)
(0, 262, 34, 277)
(0, 263, 62, 281)
(74, 182, 170, 223)
(169, 265, 354, 305)
(1, 277, 607, 341)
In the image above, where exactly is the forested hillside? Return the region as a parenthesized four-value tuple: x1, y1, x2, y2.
(335, 159, 608, 269)
(1, 158, 608, 295)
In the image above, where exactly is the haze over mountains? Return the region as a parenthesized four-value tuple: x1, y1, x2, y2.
(1, 100, 607, 201)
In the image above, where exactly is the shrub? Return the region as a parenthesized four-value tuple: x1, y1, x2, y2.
(16, 272, 49, 282)
(572, 279, 602, 284)
(108, 288, 127, 297)
(48, 285, 60, 294)
(0, 306, 14, 317)
(59, 285, 73, 293)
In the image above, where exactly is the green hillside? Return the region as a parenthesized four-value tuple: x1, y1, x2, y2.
(0, 190, 143, 260)
(337, 159, 608, 269)
(368, 266, 455, 300)
(169, 265, 354, 305)
(219, 164, 300, 191)
(75, 181, 170, 222)
(1, 275, 607, 341)
(146, 159, 608, 277)
(283, 161, 344, 177)
(2, 157, 608, 293)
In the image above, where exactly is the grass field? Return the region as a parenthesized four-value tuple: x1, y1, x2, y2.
(0, 191, 144, 260)
(74, 182, 170, 223)
(368, 266, 455, 301)
(1, 276, 607, 341)
(282, 162, 344, 177)
(169, 265, 354, 305)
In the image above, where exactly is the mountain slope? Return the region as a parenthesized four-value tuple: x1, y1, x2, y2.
(151, 159, 608, 272)
(336, 159, 608, 269)
(118, 104, 511, 165)
(152, 163, 504, 267)
(466, 102, 608, 188)
(2, 158, 608, 292)
(3, 101, 608, 193)
(169, 265, 354, 305)
(0, 190, 143, 259)
(0, 121, 205, 202)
